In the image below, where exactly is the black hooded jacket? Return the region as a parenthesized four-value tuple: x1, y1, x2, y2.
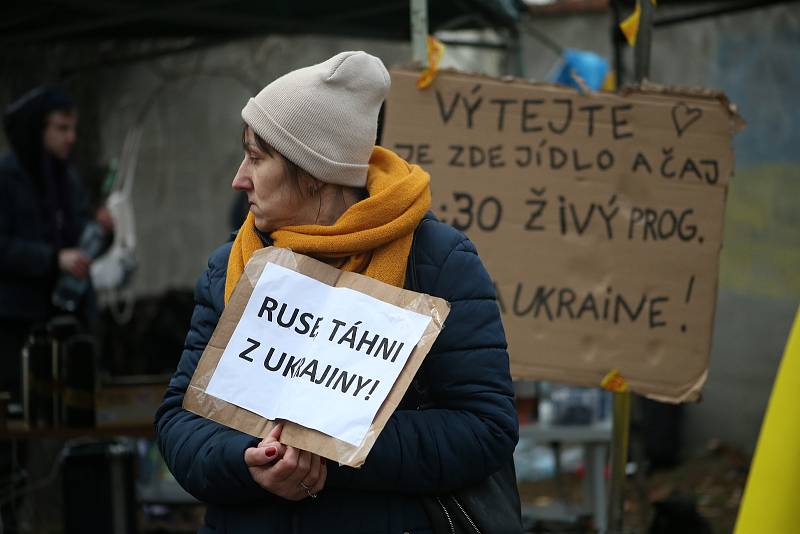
(0, 87, 90, 320)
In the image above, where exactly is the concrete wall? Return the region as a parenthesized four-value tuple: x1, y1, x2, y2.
(519, 3, 800, 455)
(0, 36, 499, 298)
(105, 37, 502, 296)
(92, 37, 415, 296)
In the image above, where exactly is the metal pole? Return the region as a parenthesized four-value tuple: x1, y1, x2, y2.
(607, 391, 631, 533)
(507, 28, 524, 78)
(634, 0, 655, 81)
(610, 0, 626, 88)
(607, 0, 654, 534)
(607, 6, 655, 533)
(410, 0, 428, 66)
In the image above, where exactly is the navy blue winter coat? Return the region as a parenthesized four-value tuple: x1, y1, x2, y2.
(155, 213, 518, 534)
(1, 86, 90, 321)
(0, 152, 89, 320)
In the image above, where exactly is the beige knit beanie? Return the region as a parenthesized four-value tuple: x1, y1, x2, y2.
(242, 51, 390, 188)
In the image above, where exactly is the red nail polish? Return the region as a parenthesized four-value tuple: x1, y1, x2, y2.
(265, 446, 277, 458)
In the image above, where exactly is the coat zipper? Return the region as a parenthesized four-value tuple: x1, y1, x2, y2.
(451, 496, 482, 534)
(436, 496, 456, 534)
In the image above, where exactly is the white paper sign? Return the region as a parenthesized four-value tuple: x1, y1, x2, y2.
(205, 263, 432, 446)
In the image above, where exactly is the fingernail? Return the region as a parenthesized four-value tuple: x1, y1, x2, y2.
(265, 446, 277, 458)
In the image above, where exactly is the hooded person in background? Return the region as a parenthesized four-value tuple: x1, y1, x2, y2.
(0, 86, 107, 406)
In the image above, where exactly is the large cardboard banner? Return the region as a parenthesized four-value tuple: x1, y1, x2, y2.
(383, 69, 743, 402)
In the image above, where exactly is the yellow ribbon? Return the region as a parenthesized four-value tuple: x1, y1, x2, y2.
(620, 0, 657, 47)
(601, 369, 629, 393)
(416, 36, 446, 89)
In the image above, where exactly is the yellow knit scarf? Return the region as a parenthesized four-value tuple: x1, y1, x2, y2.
(224, 146, 431, 305)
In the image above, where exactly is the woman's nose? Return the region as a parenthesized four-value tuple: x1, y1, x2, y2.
(231, 159, 252, 190)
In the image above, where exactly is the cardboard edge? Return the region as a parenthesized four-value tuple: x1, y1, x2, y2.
(279, 295, 450, 467)
(643, 369, 707, 404)
(388, 67, 746, 130)
(184, 384, 276, 437)
(510, 364, 707, 403)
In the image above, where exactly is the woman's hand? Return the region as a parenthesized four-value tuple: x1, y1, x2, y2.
(244, 423, 327, 501)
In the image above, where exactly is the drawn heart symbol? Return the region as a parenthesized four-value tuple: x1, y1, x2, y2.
(671, 102, 702, 138)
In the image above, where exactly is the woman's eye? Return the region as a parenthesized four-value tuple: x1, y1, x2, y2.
(247, 154, 261, 163)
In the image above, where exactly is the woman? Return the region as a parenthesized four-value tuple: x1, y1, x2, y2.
(156, 51, 518, 534)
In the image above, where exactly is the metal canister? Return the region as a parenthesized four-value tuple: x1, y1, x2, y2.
(60, 334, 97, 427)
(21, 326, 55, 428)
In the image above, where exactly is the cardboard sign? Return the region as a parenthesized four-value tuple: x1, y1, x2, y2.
(205, 262, 432, 446)
(382, 69, 743, 402)
(184, 247, 449, 467)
